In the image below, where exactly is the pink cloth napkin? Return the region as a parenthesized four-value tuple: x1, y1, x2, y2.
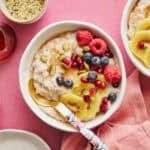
(61, 70, 150, 150)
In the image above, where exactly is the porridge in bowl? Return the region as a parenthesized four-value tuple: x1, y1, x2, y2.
(128, 0, 150, 68)
(29, 29, 122, 122)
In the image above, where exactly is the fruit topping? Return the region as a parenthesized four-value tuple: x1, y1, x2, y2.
(0, 22, 17, 62)
(64, 79, 73, 88)
(100, 97, 108, 113)
(71, 53, 77, 62)
(94, 80, 101, 87)
(90, 38, 107, 56)
(137, 41, 145, 49)
(97, 66, 103, 73)
(90, 65, 98, 71)
(89, 87, 97, 96)
(62, 57, 71, 66)
(79, 64, 84, 70)
(87, 71, 98, 81)
(71, 62, 78, 68)
(108, 92, 117, 102)
(104, 64, 121, 84)
(99, 82, 106, 89)
(80, 77, 89, 83)
(102, 97, 108, 104)
(83, 95, 91, 103)
(76, 30, 93, 46)
(91, 56, 101, 66)
(76, 57, 83, 65)
(83, 52, 93, 63)
(101, 56, 109, 67)
(56, 76, 64, 86)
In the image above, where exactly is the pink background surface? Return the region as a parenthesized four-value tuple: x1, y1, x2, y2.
(0, 0, 134, 150)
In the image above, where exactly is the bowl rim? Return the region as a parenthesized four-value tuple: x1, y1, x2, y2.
(121, 0, 150, 77)
(0, 0, 48, 24)
(19, 20, 126, 132)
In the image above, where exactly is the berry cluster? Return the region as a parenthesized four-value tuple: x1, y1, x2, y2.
(56, 29, 122, 114)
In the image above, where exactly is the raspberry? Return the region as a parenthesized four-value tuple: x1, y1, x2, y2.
(90, 38, 107, 56)
(76, 30, 93, 46)
(104, 64, 121, 84)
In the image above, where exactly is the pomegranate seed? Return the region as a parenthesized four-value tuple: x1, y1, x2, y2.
(89, 87, 97, 96)
(99, 82, 106, 89)
(83, 95, 91, 103)
(80, 77, 89, 83)
(90, 65, 97, 71)
(137, 41, 145, 49)
(79, 64, 84, 70)
(77, 57, 83, 64)
(94, 80, 101, 87)
(102, 97, 108, 104)
(100, 103, 108, 113)
(97, 66, 103, 73)
(71, 53, 77, 62)
(105, 52, 113, 58)
(71, 62, 78, 68)
(63, 58, 71, 66)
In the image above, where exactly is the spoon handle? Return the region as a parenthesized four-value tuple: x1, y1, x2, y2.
(56, 103, 109, 150)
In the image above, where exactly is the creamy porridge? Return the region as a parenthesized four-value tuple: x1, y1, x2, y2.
(29, 30, 122, 122)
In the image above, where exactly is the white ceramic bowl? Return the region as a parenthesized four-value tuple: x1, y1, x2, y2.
(19, 21, 126, 132)
(121, 0, 150, 76)
(0, 0, 48, 24)
(0, 129, 50, 150)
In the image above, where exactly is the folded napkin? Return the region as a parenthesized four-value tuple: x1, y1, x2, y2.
(61, 70, 150, 150)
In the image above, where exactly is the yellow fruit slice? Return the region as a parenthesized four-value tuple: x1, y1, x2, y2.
(76, 92, 103, 121)
(29, 79, 58, 107)
(136, 18, 150, 32)
(129, 31, 150, 61)
(144, 45, 150, 68)
(60, 94, 88, 110)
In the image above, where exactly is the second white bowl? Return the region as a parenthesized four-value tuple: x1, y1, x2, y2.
(121, 0, 150, 77)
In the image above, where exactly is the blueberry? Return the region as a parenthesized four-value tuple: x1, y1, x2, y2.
(56, 76, 64, 86)
(108, 92, 117, 102)
(91, 56, 101, 66)
(87, 71, 97, 81)
(64, 79, 73, 88)
(83, 52, 93, 63)
(101, 56, 109, 66)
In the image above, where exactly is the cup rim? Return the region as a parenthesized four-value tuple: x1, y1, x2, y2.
(0, 0, 48, 24)
(19, 20, 126, 132)
(121, 0, 150, 77)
